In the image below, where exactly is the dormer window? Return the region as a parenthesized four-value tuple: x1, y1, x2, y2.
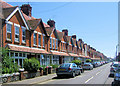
(43, 34, 45, 47)
(56, 39, 58, 49)
(21, 26, 26, 43)
(6, 21, 13, 41)
(50, 37, 52, 48)
(14, 23, 20, 42)
(53, 38, 55, 49)
(33, 31, 37, 46)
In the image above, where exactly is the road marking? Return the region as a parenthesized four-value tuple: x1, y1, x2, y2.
(85, 76, 94, 83)
(96, 72, 100, 75)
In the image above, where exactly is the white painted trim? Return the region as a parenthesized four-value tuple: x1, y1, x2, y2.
(43, 34, 45, 36)
(21, 26, 26, 29)
(6, 7, 29, 30)
(5, 21, 13, 25)
(38, 32, 42, 35)
(34, 31, 37, 33)
(14, 23, 20, 27)
(6, 7, 19, 21)
(50, 37, 52, 38)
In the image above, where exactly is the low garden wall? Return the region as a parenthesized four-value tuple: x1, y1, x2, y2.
(1, 68, 56, 83)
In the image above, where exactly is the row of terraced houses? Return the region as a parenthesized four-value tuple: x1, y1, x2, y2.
(0, 1, 108, 68)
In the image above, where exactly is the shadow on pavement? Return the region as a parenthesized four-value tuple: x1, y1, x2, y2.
(52, 76, 71, 79)
(108, 74, 114, 78)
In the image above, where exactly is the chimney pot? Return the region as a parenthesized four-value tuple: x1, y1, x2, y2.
(21, 4, 32, 17)
(47, 19, 55, 28)
(62, 29, 68, 36)
(72, 35, 76, 39)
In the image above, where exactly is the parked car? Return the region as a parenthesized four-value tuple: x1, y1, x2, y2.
(112, 68, 120, 85)
(83, 63, 93, 70)
(110, 62, 120, 76)
(92, 62, 98, 68)
(56, 63, 81, 78)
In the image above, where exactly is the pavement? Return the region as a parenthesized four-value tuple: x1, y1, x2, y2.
(3, 73, 56, 85)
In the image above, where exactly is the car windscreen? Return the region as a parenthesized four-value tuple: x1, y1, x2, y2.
(113, 64, 119, 67)
(60, 64, 71, 67)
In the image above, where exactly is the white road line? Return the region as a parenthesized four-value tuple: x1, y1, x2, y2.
(96, 72, 100, 75)
(85, 76, 94, 83)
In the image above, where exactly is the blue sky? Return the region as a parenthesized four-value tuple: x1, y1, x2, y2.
(8, 2, 118, 58)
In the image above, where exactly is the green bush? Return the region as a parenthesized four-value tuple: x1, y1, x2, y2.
(50, 64, 59, 69)
(23, 58, 40, 72)
(71, 60, 81, 65)
(86, 59, 92, 63)
(2, 48, 19, 74)
(41, 65, 47, 71)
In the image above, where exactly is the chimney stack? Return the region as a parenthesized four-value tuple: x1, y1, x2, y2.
(72, 34, 76, 39)
(62, 29, 68, 36)
(47, 19, 55, 28)
(21, 4, 32, 17)
(78, 39, 82, 42)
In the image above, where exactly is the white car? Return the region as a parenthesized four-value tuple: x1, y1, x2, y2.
(83, 63, 93, 70)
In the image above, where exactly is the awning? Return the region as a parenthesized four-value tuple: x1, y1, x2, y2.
(85, 56, 91, 59)
(68, 53, 79, 57)
(7, 44, 50, 54)
(91, 58, 100, 60)
(79, 55, 86, 58)
(50, 50, 69, 56)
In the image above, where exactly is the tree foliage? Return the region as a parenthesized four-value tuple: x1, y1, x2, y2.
(23, 58, 40, 72)
(2, 48, 19, 74)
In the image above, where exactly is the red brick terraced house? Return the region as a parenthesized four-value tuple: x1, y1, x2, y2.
(1, 1, 108, 68)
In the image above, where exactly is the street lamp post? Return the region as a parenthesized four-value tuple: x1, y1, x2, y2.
(116, 44, 119, 61)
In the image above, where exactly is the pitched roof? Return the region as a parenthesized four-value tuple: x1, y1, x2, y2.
(57, 32, 64, 40)
(45, 27, 54, 36)
(27, 18, 41, 30)
(72, 38, 77, 46)
(65, 36, 71, 43)
(2, 6, 17, 19)
(0, 1, 13, 8)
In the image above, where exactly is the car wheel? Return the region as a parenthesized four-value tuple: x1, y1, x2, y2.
(71, 72, 75, 78)
(57, 75, 61, 78)
(78, 71, 81, 75)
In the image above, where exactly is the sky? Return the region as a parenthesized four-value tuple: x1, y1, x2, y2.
(7, 2, 118, 58)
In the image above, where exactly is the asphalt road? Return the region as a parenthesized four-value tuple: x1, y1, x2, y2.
(36, 63, 114, 84)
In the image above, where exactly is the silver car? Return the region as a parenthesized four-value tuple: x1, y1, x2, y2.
(83, 63, 93, 70)
(110, 62, 120, 76)
(56, 63, 81, 78)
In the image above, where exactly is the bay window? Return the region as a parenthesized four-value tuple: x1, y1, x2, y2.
(14, 24, 20, 42)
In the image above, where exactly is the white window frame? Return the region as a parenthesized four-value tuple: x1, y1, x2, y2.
(56, 39, 58, 49)
(38, 32, 42, 47)
(33, 31, 37, 46)
(6, 21, 13, 41)
(21, 26, 26, 43)
(14, 23, 20, 42)
(50, 37, 52, 49)
(43, 34, 45, 47)
(53, 38, 55, 49)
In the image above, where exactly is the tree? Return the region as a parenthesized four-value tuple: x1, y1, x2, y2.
(2, 47, 19, 74)
(86, 59, 92, 63)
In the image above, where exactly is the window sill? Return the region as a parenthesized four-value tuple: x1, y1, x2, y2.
(14, 41, 19, 43)
(6, 39, 12, 42)
(33, 44, 37, 47)
(38, 45, 42, 48)
(22, 42, 26, 44)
